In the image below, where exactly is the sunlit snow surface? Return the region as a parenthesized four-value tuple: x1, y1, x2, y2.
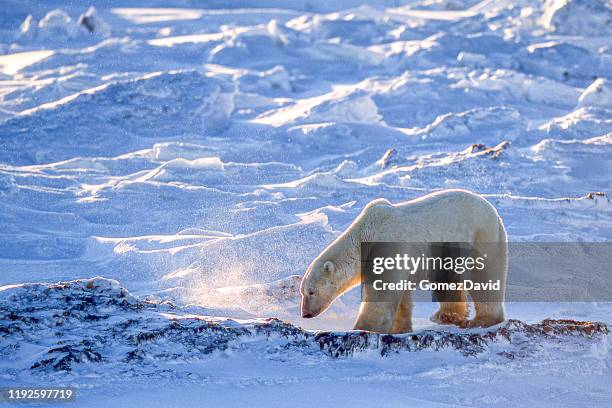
(0, 0, 611, 406)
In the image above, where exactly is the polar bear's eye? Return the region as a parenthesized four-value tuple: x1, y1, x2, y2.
(308, 291, 314, 296)
(323, 261, 335, 274)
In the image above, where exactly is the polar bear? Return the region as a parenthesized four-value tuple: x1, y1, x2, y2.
(300, 189, 507, 333)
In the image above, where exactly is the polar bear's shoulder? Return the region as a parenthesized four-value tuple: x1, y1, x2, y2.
(362, 198, 395, 217)
(364, 198, 393, 210)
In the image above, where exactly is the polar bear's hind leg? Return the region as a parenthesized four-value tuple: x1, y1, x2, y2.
(463, 302, 504, 328)
(464, 227, 507, 328)
(430, 295, 469, 326)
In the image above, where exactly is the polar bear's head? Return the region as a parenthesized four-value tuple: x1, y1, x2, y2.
(300, 237, 360, 318)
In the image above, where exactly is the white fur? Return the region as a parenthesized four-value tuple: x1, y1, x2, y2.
(300, 189, 508, 333)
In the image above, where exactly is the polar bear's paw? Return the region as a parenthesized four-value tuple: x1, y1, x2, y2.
(430, 309, 469, 326)
(459, 316, 505, 328)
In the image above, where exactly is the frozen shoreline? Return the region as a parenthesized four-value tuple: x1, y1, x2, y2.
(1, 278, 610, 408)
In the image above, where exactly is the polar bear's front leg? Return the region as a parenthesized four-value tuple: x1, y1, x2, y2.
(353, 302, 397, 333)
(390, 293, 413, 333)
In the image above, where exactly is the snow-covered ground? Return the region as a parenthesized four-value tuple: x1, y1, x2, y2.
(0, 0, 611, 406)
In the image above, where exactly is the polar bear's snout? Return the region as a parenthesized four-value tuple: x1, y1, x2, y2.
(300, 289, 320, 318)
(301, 295, 314, 318)
(301, 301, 314, 318)
(301, 296, 324, 318)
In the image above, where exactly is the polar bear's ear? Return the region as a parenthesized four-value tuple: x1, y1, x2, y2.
(323, 261, 335, 274)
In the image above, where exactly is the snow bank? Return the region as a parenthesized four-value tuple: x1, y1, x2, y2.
(539, 0, 612, 36)
(0, 278, 607, 380)
(0, 71, 234, 165)
(578, 78, 612, 108)
(18, 7, 111, 41)
(35, 9, 79, 40)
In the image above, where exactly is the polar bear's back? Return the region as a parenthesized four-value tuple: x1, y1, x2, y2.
(368, 189, 504, 243)
(400, 189, 496, 211)
(395, 189, 497, 215)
